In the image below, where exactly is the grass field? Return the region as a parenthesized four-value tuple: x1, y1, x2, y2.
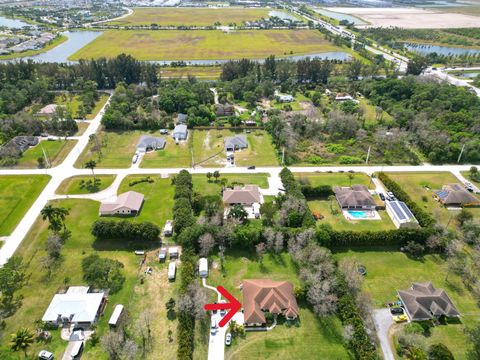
(70, 30, 344, 61)
(0, 175, 50, 236)
(75, 121, 89, 136)
(207, 250, 350, 359)
(462, 170, 480, 186)
(335, 248, 480, 359)
(191, 129, 278, 167)
(17, 140, 76, 168)
(56, 175, 116, 195)
(55, 93, 109, 120)
(384, 172, 480, 227)
(141, 135, 191, 168)
(118, 175, 174, 228)
(192, 173, 269, 196)
(75, 130, 145, 168)
(108, 7, 270, 26)
(159, 66, 222, 80)
(0, 198, 183, 360)
(295, 172, 373, 188)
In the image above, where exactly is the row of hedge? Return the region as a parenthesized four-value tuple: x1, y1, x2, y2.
(377, 172, 436, 228)
(336, 273, 377, 359)
(177, 250, 197, 360)
(279, 167, 316, 227)
(301, 184, 334, 199)
(173, 170, 195, 236)
(91, 219, 160, 241)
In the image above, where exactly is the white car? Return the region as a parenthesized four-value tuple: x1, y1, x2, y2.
(465, 182, 474, 192)
(132, 154, 138, 164)
(210, 319, 217, 335)
(225, 333, 232, 346)
(220, 300, 227, 316)
(39, 350, 54, 360)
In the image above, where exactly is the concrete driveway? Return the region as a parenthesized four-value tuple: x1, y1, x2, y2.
(373, 309, 395, 360)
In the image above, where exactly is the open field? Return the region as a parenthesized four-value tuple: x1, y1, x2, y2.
(141, 135, 191, 168)
(56, 175, 116, 195)
(75, 130, 145, 168)
(207, 250, 350, 359)
(118, 175, 174, 228)
(70, 30, 345, 61)
(108, 7, 270, 26)
(384, 172, 480, 227)
(0, 175, 50, 236)
(192, 173, 269, 195)
(0, 199, 181, 359)
(295, 172, 373, 188)
(191, 129, 278, 167)
(159, 66, 222, 80)
(55, 93, 109, 120)
(326, 7, 480, 28)
(335, 248, 480, 359)
(17, 139, 76, 168)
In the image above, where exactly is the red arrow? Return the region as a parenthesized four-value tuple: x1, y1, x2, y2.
(204, 285, 242, 327)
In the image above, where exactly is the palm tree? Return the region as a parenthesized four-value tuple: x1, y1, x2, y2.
(10, 328, 34, 357)
(41, 205, 70, 233)
(328, 195, 336, 214)
(348, 173, 355, 186)
(85, 160, 97, 182)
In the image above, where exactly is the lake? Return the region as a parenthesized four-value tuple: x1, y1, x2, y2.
(0, 15, 30, 28)
(312, 8, 366, 25)
(405, 43, 480, 56)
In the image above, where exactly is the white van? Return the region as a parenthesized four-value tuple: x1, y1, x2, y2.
(168, 262, 176, 281)
(70, 341, 84, 359)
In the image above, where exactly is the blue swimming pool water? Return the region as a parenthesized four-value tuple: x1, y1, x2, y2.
(348, 210, 368, 219)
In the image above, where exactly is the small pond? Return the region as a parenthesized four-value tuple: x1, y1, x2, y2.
(405, 43, 480, 56)
(312, 8, 366, 25)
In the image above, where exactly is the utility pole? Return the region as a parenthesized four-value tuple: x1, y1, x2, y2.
(457, 143, 466, 163)
(41, 143, 50, 168)
(282, 147, 285, 165)
(365, 146, 371, 164)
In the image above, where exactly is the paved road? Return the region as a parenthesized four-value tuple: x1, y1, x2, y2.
(373, 309, 395, 360)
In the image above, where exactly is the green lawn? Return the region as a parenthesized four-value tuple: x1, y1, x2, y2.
(0, 198, 180, 360)
(359, 98, 393, 127)
(192, 173, 269, 196)
(86, 94, 110, 120)
(334, 249, 480, 360)
(384, 172, 480, 227)
(462, 171, 480, 186)
(207, 250, 351, 360)
(56, 175, 116, 195)
(272, 93, 312, 112)
(75, 121, 90, 136)
(0, 175, 50, 236)
(191, 129, 278, 167)
(118, 175, 174, 228)
(108, 7, 270, 26)
(295, 172, 373, 188)
(141, 135, 191, 168)
(70, 30, 345, 61)
(160, 66, 222, 80)
(16, 140, 76, 168)
(75, 130, 145, 169)
(54, 93, 109, 120)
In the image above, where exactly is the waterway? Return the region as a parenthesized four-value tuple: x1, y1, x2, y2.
(0, 15, 30, 28)
(405, 43, 480, 56)
(312, 8, 366, 25)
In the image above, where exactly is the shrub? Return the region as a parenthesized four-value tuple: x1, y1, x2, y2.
(338, 155, 363, 164)
(129, 176, 154, 187)
(82, 254, 125, 293)
(301, 185, 334, 199)
(325, 143, 346, 154)
(91, 220, 160, 242)
(306, 155, 327, 164)
(428, 343, 454, 360)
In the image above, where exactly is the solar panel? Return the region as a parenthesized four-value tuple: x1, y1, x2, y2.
(399, 202, 415, 220)
(390, 201, 407, 221)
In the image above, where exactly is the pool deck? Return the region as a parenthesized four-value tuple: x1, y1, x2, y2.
(343, 209, 381, 221)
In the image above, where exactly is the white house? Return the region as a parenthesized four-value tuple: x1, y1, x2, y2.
(199, 258, 208, 278)
(42, 286, 106, 326)
(99, 191, 144, 216)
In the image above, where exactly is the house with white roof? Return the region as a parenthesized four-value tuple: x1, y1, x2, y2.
(42, 286, 106, 326)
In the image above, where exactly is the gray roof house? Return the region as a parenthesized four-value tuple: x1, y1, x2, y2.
(177, 113, 188, 124)
(398, 282, 460, 321)
(215, 103, 235, 117)
(0, 136, 39, 156)
(224, 135, 248, 152)
(173, 124, 188, 141)
(333, 185, 376, 210)
(223, 185, 262, 205)
(434, 183, 480, 207)
(99, 191, 144, 216)
(136, 135, 166, 153)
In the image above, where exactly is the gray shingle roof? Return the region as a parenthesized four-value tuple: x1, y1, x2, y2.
(136, 135, 166, 151)
(398, 282, 460, 321)
(333, 185, 376, 208)
(223, 185, 261, 205)
(224, 135, 248, 150)
(434, 183, 480, 206)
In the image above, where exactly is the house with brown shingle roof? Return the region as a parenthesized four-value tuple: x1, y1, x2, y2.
(333, 184, 376, 210)
(242, 279, 299, 326)
(223, 185, 263, 219)
(397, 282, 460, 321)
(434, 183, 480, 207)
(99, 191, 144, 216)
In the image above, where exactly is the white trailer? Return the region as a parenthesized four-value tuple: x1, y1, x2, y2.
(108, 304, 124, 328)
(163, 220, 173, 236)
(168, 262, 176, 281)
(199, 257, 208, 278)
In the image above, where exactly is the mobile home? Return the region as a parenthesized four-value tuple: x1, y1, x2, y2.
(168, 262, 176, 281)
(108, 304, 124, 328)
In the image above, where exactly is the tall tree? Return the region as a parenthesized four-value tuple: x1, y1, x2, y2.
(10, 328, 34, 357)
(85, 160, 97, 182)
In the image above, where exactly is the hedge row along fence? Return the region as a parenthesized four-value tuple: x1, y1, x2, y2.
(279, 167, 316, 227)
(377, 172, 436, 228)
(91, 219, 160, 242)
(173, 170, 195, 236)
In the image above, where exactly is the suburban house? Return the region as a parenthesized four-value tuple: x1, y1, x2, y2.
(335, 93, 355, 102)
(173, 124, 188, 141)
(386, 200, 418, 228)
(99, 191, 144, 216)
(333, 185, 376, 210)
(223, 185, 264, 218)
(397, 282, 460, 321)
(242, 279, 299, 326)
(136, 135, 166, 153)
(275, 92, 294, 103)
(224, 135, 248, 152)
(434, 183, 480, 207)
(1, 136, 38, 155)
(215, 103, 235, 117)
(177, 113, 188, 124)
(42, 286, 106, 326)
(37, 104, 59, 116)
